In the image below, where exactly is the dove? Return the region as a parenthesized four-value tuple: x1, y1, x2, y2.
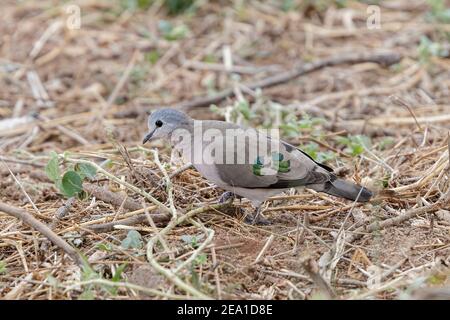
(143, 108, 372, 224)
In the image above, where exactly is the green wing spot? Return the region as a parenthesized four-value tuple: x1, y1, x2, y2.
(252, 164, 262, 176)
(276, 159, 291, 173)
(255, 156, 264, 165)
(253, 156, 264, 176)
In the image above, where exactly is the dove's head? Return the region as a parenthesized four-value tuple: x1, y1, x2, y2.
(142, 108, 193, 144)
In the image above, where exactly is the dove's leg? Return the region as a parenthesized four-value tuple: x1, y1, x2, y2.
(245, 204, 271, 225)
(218, 191, 242, 204)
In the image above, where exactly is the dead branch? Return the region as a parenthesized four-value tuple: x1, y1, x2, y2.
(83, 183, 142, 211)
(173, 51, 402, 109)
(87, 212, 169, 232)
(347, 189, 450, 243)
(0, 202, 83, 266)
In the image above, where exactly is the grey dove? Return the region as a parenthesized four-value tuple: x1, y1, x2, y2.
(143, 108, 372, 223)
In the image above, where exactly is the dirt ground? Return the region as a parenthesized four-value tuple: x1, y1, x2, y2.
(0, 0, 449, 299)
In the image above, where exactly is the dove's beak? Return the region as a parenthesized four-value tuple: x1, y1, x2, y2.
(142, 129, 156, 144)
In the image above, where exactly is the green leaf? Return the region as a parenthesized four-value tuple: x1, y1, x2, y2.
(158, 20, 189, 41)
(316, 151, 336, 163)
(379, 137, 395, 150)
(96, 243, 112, 252)
(418, 36, 448, 64)
(300, 142, 320, 161)
(104, 263, 128, 295)
(112, 264, 127, 283)
(100, 159, 113, 169)
(158, 20, 173, 35)
(75, 163, 97, 180)
(190, 268, 200, 289)
(0, 260, 7, 274)
(145, 50, 160, 65)
(45, 151, 60, 182)
(180, 234, 204, 248)
(335, 136, 351, 146)
(236, 101, 252, 120)
(194, 253, 207, 266)
(165, 0, 195, 15)
(61, 171, 83, 197)
(121, 230, 143, 249)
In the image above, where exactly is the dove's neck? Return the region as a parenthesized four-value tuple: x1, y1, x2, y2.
(169, 121, 198, 164)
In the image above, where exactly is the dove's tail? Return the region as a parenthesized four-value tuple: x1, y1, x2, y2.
(319, 178, 372, 202)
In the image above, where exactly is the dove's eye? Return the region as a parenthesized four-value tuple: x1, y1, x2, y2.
(155, 120, 163, 127)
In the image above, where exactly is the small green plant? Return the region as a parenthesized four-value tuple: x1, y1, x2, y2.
(189, 253, 208, 289)
(158, 20, 190, 41)
(45, 152, 97, 198)
(180, 234, 204, 249)
(164, 0, 195, 15)
(203, 54, 217, 63)
(300, 142, 336, 163)
(335, 135, 371, 156)
(145, 50, 160, 65)
(130, 65, 150, 84)
(78, 255, 128, 298)
(378, 137, 395, 151)
(426, 0, 450, 23)
(96, 243, 113, 252)
(280, 112, 325, 138)
(120, 0, 153, 10)
(78, 257, 101, 300)
(0, 260, 7, 274)
(120, 0, 195, 14)
(107, 263, 127, 295)
(120, 230, 143, 249)
(418, 36, 449, 64)
(211, 99, 257, 125)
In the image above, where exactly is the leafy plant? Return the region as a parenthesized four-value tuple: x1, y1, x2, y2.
(300, 142, 336, 163)
(107, 263, 127, 295)
(189, 253, 207, 289)
(417, 36, 449, 64)
(78, 256, 101, 300)
(180, 234, 204, 249)
(164, 0, 195, 15)
(158, 20, 190, 41)
(96, 243, 113, 252)
(77, 254, 127, 298)
(426, 0, 450, 23)
(378, 137, 395, 151)
(145, 50, 160, 65)
(61, 171, 83, 197)
(211, 99, 257, 125)
(45, 152, 97, 198)
(120, 0, 195, 15)
(120, 0, 153, 10)
(335, 135, 371, 156)
(279, 113, 325, 138)
(194, 253, 207, 266)
(121, 230, 143, 249)
(0, 260, 7, 274)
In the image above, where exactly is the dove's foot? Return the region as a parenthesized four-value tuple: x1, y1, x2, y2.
(218, 191, 242, 204)
(244, 208, 271, 225)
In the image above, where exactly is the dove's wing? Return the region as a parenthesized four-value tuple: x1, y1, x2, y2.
(206, 128, 333, 189)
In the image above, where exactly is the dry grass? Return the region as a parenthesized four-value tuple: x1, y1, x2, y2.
(0, 0, 449, 300)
